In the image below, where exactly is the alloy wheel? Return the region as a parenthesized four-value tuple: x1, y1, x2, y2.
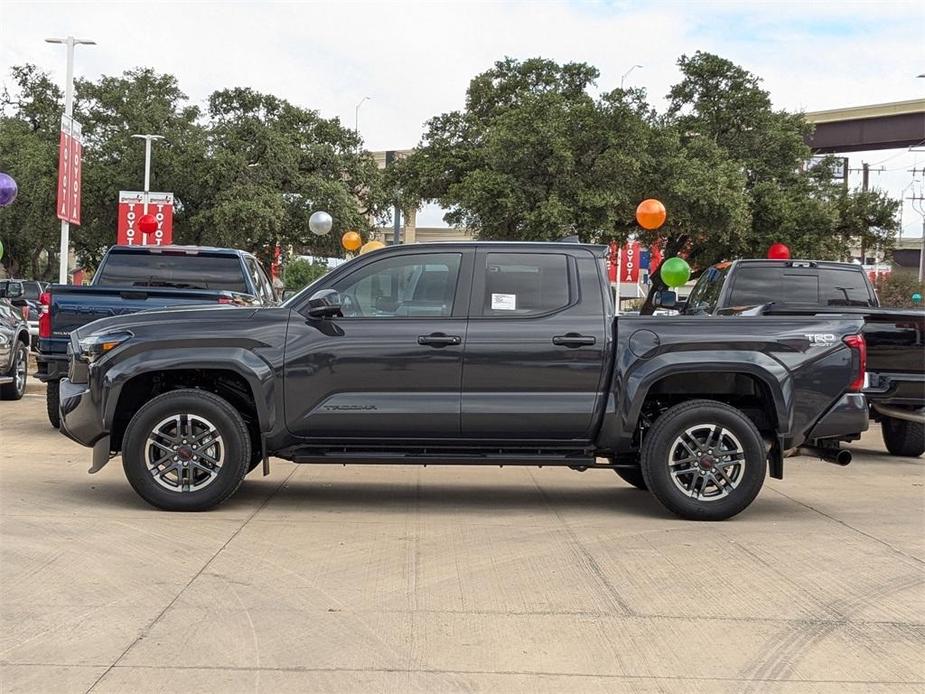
(667, 424, 746, 501)
(145, 414, 225, 492)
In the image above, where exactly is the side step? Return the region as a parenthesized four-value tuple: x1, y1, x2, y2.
(290, 450, 597, 467)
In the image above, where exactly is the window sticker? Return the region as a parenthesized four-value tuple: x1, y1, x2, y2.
(491, 293, 517, 310)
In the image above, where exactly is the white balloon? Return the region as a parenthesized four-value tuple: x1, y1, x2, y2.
(309, 210, 333, 236)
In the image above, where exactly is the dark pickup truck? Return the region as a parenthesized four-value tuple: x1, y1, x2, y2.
(662, 259, 924, 457)
(38, 245, 278, 427)
(59, 242, 869, 520)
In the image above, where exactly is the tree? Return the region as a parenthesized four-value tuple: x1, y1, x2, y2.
(283, 257, 329, 292)
(192, 87, 386, 265)
(0, 65, 65, 279)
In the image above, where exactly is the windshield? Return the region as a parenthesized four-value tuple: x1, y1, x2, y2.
(727, 266, 875, 307)
(96, 252, 250, 293)
(684, 265, 729, 314)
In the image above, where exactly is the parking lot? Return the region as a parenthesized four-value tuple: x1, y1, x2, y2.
(1, 375, 923, 693)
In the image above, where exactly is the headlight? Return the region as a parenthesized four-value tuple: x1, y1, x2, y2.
(77, 331, 133, 363)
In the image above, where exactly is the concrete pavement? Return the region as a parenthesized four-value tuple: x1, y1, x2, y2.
(1, 377, 923, 693)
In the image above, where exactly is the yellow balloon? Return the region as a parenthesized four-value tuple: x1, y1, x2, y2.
(359, 240, 386, 255)
(341, 231, 362, 251)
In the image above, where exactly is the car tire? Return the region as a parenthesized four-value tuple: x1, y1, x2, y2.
(46, 379, 61, 427)
(122, 389, 251, 511)
(0, 342, 28, 401)
(614, 466, 648, 490)
(881, 416, 925, 458)
(641, 399, 766, 521)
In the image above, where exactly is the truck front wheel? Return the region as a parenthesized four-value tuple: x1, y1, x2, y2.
(641, 399, 766, 521)
(881, 416, 925, 458)
(46, 380, 60, 428)
(122, 389, 251, 511)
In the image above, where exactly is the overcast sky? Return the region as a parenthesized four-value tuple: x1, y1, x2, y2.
(2, 0, 924, 235)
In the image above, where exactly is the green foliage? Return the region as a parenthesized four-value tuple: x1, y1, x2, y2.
(283, 257, 329, 292)
(875, 272, 925, 309)
(0, 65, 386, 277)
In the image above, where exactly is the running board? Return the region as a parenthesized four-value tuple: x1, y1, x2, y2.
(290, 450, 598, 467)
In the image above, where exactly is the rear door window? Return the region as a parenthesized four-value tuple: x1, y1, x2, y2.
(477, 253, 571, 317)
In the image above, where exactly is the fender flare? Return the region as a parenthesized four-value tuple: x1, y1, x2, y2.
(101, 346, 276, 434)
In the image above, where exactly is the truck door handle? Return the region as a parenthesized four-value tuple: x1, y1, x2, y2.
(418, 333, 461, 347)
(553, 333, 596, 347)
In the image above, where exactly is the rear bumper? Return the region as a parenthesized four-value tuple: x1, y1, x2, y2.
(865, 372, 925, 408)
(36, 354, 68, 382)
(59, 377, 107, 449)
(807, 392, 869, 441)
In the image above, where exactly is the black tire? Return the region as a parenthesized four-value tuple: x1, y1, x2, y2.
(881, 416, 925, 458)
(614, 466, 648, 490)
(641, 399, 766, 521)
(122, 389, 251, 511)
(0, 342, 28, 400)
(46, 380, 61, 428)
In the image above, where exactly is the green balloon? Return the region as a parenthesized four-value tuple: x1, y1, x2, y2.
(661, 256, 691, 287)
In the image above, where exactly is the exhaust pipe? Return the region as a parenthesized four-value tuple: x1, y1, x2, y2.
(799, 446, 852, 466)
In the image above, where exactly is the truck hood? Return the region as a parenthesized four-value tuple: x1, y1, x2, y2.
(74, 305, 261, 339)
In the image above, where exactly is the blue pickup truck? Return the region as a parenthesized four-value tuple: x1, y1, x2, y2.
(38, 245, 278, 427)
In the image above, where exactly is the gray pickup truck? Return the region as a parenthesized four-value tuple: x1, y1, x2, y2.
(59, 243, 869, 520)
(659, 259, 924, 457)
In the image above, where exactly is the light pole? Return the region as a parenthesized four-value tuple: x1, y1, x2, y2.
(620, 64, 643, 89)
(355, 96, 370, 149)
(46, 36, 95, 284)
(131, 134, 165, 214)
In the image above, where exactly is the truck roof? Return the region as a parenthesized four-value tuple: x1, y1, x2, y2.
(725, 259, 861, 270)
(106, 245, 255, 257)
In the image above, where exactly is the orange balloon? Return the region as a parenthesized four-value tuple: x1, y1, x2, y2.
(341, 231, 362, 251)
(636, 198, 667, 230)
(359, 240, 386, 255)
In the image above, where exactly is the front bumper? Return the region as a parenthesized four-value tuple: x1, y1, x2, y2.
(59, 377, 107, 448)
(807, 392, 870, 441)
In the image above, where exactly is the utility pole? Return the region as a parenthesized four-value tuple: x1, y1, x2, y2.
(131, 134, 164, 213)
(46, 36, 95, 284)
(908, 167, 925, 283)
(860, 162, 869, 265)
(354, 97, 370, 152)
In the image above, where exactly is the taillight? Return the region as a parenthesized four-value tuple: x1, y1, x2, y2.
(217, 295, 233, 304)
(843, 334, 867, 392)
(38, 291, 52, 338)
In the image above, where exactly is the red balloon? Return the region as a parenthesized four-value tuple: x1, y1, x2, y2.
(767, 243, 790, 260)
(138, 214, 158, 234)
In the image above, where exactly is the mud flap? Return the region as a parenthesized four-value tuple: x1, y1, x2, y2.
(261, 435, 270, 476)
(89, 436, 112, 474)
(769, 436, 784, 480)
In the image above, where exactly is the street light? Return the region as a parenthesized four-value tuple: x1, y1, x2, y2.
(131, 134, 165, 214)
(46, 36, 95, 284)
(355, 96, 370, 150)
(621, 64, 643, 89)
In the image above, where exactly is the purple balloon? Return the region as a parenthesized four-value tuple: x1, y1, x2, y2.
(0, 172, 17, 207)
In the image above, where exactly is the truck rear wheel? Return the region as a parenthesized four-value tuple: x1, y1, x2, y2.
(122, 389, 251, 511)
(46, 380, 60, 428)
(881, 416, 925, 458)
(641, 399, 766, 521)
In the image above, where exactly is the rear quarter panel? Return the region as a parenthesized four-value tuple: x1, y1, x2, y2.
(597, 315, 865, 451)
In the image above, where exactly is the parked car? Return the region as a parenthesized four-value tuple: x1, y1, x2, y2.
(0, 279, 48, 351)
(659, 259, 924, 457)
(59, 242, 869, 520)
(37, 245, 278, 428)
(0, 282, 30, 400)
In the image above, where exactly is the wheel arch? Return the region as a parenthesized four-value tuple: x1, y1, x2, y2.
(103, 348, 275, 453)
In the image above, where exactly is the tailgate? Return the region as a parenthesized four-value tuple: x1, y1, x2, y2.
(49, 286, 226, 337)
(863, 311, 925, 375)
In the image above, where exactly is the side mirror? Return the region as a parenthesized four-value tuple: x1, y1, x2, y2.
(307, 289, 343, 318)
(654, 290, 677, 309)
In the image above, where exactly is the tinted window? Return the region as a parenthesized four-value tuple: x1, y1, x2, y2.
(333, 253, 461, 318)
(684, 265, 729, 314)
(245, 257, 275, 304)
(22, 282, 43, 300)
(480, 253, 570, 317)
(96, 253, 249, 293)
(728, 266, 874, 307)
